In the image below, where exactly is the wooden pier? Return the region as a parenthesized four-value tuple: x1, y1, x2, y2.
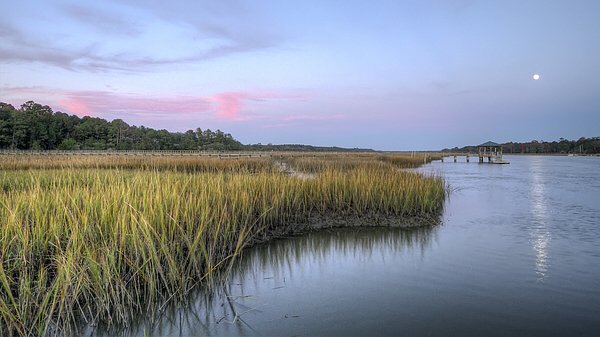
(439, 141, 510, 164)
(476, 141, 509, 164)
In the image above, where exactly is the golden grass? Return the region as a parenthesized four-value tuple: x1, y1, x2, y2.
(0, 154, 444, 335)
(0, 155, 275, 173)
(282, 153, 440, 172)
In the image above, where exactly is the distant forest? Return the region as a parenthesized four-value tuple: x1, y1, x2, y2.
(443, 138, 600, 155)
(3, 101, 597, 154)
(0, 101, 373, 152)
(0, 101, 244, 151)
(245, 144, 374, 152)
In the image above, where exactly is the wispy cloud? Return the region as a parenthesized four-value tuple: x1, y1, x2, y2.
(58, 97, 91, 117)
(209, 92, 248, 120)
(1, 86, 306, 123)
(0, 2, 284, 73)
(60, 4, 142, 36)
(2, 86, 211, 117)
(208, 91, 305, 121)
(57, 91, 212, 118)
(0, 21, 110, 72)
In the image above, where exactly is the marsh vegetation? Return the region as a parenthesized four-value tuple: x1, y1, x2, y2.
(0, 153, 444, 335)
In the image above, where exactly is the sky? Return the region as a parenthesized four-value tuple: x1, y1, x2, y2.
(1, 0, 599, 150)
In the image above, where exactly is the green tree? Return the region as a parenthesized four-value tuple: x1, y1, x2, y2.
(181, 130, 198, 150)
(0, 103, 15, 148)
(58, 138, 79, 150)
(0, 101, 245, 151)
(11, 109, 31, 149)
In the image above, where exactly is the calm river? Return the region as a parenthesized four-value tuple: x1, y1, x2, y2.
(94, 155, 600, 337)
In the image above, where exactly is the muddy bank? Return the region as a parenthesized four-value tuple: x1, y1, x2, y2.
(247, 212, 442, 248)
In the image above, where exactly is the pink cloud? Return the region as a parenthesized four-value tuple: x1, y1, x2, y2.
(1, 86, 211, 118)
(59, 91, 211, 116)
(2, 86, 313, 127)
(57, 98, 91, 116)
(208, 90, 306, 121)
(209, 92, 249, 120)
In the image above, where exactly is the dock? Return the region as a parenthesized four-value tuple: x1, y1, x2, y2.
(440, 141, 510, 164)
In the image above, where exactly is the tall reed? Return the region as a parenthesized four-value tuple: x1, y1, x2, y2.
(0, 155, 444, 335)
(283, 153, 439, 172)
(0, 155, 275, 173)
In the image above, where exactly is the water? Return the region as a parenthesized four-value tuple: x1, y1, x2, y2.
(93, 155, 600, 337)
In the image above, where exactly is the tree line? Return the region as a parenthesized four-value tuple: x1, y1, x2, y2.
(442, 137, 600, 155)
(245, 143, 374, 152)
(0, 101, 243, 151)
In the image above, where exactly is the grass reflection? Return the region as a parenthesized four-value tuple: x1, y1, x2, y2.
(91, 226, 437, 336)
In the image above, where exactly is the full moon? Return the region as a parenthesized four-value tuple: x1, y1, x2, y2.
(533, 74, 540, 80)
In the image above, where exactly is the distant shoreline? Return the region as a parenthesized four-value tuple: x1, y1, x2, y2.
(438, 152, 599, 157)
(499, 153, 599, 157)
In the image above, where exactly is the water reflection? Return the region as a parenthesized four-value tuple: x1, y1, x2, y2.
(529, 157, 550, 281)
(89, 226, 437, 337)
(234, 225, 437, 280)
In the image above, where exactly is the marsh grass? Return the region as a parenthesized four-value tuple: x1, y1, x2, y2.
(282, 153, 439, 173)
(377, 153, 442, 168)
(0, 154, 444, 335)
(0, 155, 276, 173)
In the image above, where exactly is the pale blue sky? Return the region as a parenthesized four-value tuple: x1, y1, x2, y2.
(1, 0, 599, 150)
